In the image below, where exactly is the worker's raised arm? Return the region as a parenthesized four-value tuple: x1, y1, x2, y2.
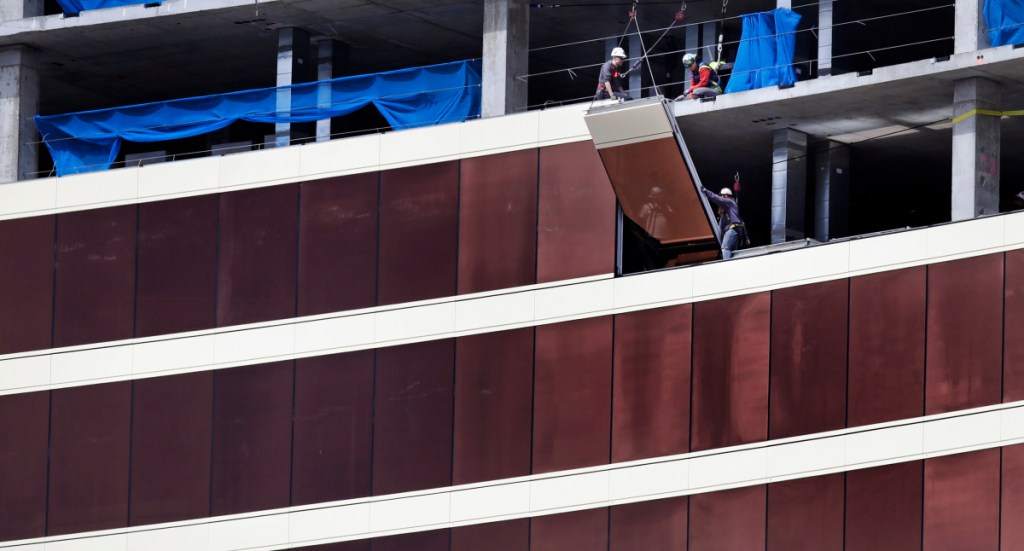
(702, 187, 728, 208)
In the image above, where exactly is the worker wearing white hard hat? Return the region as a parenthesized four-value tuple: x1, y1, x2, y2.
(595, 47, 632, 102)
(702, 183, 747, 259)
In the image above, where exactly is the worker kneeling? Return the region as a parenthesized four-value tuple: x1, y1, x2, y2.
(702, 186, 747, 259)
(677, 53, 723, 101)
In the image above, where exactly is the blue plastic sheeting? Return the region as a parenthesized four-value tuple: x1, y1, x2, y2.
(55, 0, 158, 16)
(36, 59, 481, 176)
(725, 8, 802, 94)
(985, 0, 1024, 47)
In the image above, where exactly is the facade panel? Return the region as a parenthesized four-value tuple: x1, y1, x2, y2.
(451, 518, 530, 551)
(457, 149, 539, 294)
(298, 174, 379, 315)
(1002, 444, 1024, 548)
(531, 508, 609, 551)
(612, 304, 691, 463)
(609, 497, 688, 551)
(53, 206, 137, 347)
(292, 352, 374, 505)
(1005, 249, 1024, 402)
(767, 474, 844, 551)
(533, 316, 613, 473)
(378, 161, 459, 305)
(453, 328, 534, 485)
(845, 461, 923, 551)
(0, 215, 53, 355)
(371, 528, 450, 551)
(0, 392, 49, 541)
(923, 449, 1000, 551)
(689, 485, 766, 551)
(373, 340, 455, 495)
(691, 293, 770, 451)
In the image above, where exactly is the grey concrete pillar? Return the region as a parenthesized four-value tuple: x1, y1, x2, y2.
(701, 22, 718, 63)
(482, 0, 528, 117)
(817, 0, 833, 76)
(0, 46, 38, 183)
(0, 0, 42, 21)
(771, 128, 808, 243)
(316, 39, 350, 143)
(776, 0, 792, 7)
(275, 27, 315, 148)
(955, 0, 989, 54)
(628, 33, 641, 98)
(952, 78, 1001, 220)
(813, 140, 849, 241)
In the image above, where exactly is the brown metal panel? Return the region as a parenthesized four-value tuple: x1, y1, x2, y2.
(136, 195, 218, 337)
(846, 461, 923, 551)
(377, 161, 459, 305)
(292, 351, 374, 505)
(129, 372, 212, 525)
(537, 141, 616, 283)
(301, 542, 369, 551)
(458, 149, 538, 294)
(767, 474, 843, 551)
(453, 328, 533, 485)
(211, 361, 294, 516)
(923, 449, 1000, 551)
(612, 304, 691, 463)
(1002, 444, 1024, 549)
(373, 340, 454, 495)
(848, 267, 926, 426)
(691, 293, 770, 452)
(531, 508, 609, 551)
(0, 215, 53, 354)
(298, 173, 379, 316)
(533, 316, 613, 474)
(926, 255, 1004, 414)
(48, 382, 132, 535)
(1005, 250, 1024, 402)
(53, 206, 136, 347)
(452, 519, 529, 551)
(0, 392, 49, 540)
(689, 485, 766, 551)
(371, 529, 450, 551)
(770, 280, 848, 439)
(610, 497, 688, 551)
(217, 186, 299, 327)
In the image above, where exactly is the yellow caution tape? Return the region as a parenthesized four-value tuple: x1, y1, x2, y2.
(952, 108, 1024, 124)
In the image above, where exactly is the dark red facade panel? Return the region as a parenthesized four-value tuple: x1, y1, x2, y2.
(292, 352, 374, 505)
(537, 141, 616, 283)
(0, 392, 49, 540)
(1005, 250, 1024, 402)
(210, 361, 294, 516)
(767, 474, 843, 551)
(691, 293, 770, 451)
(135, 195, 218, 337)
(453, 329, 534, 485)
(458, 149, 539, 294)
(848, 267, 926, 426)
(531, 508, 609, 551)
(1002, 444, 1024, 548)
(371, 528, 450, 551)
(845, 461, 923, 551)
(923, 449, 1000, 551)
(129, 372, 213, 525)
(612, 304, 691, 463)
(533, 316, 613, 474)
(0, 215, 53, 354)
(48, 382, 132, 535)
(451, 518, 529, 551)
(217, 186, 299, 327)
(926, 255, 1004, 414)
(609, 497, 688, 551)
(53, 206, 137, 347)
(372, 340, 455, 495)
(377, 162, 459, 305)
(770, 280, 848, 439)
(298, 174, 379, 316)
(689, 485, 766, 551)
(302, 541, 369, 551)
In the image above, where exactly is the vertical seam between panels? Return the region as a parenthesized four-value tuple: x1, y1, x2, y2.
(766, 291, 774, 547)
(374, 170, 382, 306)
(49, 214, 58, 349)
(999, 447, 1004, 550)
(44, 390, 53, 536)
(608, 315, 616, 466)
(288, 360, 297, 507)
(687, 303, 695, 550)
(208, 371, 217, 518)
(844, 278, 852, 551)
(294, 183, 302, 319)
(369, 349, 378, 497)
(921, 266, 929, 550)
(454, 159, 461, 300)
(131, 205, 140, 338)
(529, 326, 537, 476)
(534, 148, 541, 285)
(1001, 252, 1007, 403)
(213, 193, 223, 329)
(126, 381, 136, 527)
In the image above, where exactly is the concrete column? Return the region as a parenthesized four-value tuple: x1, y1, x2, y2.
(316, 39, 350, 143)
(954, 0, 989, 54)
(701, 22, 718, 63)
(275, 27, 315, 148)
(952, 78, 1001, 220)
(776, 0, 792, 7)
(771, 128, 808, 243)
(0, 46, 38, 183)
(628, 33, 641, 98)
(482, 0, 528, 117)
(817, 0, 833, 76)
(0, 0, 42, 21)
(813, 140, 850, 241)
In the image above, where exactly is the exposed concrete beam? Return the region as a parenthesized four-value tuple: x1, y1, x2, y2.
(771, 128, 808, 243)
(952, 77, 1000, 220)
(0, 45, 37, 183)
(482, 0, 528, 117)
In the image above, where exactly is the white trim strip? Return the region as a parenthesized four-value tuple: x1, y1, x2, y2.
(1, 211, 1021, 396)
(5, 400, 1022, 550)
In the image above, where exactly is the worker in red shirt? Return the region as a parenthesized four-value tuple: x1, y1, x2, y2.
(677, 53, 723, 100)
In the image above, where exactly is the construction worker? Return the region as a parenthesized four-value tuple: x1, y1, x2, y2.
(677, 53, 722, 100)
(702, 185, 746, 259)
(596, 47, 632, 101)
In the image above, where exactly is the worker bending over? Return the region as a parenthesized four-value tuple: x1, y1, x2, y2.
(596, 47, 632, 101)
(677, 53, 722, 100)
(702, 186, 746, 259)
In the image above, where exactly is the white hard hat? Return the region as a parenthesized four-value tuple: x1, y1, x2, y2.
(682, 53, 697, 66)
(611, 47, 626, 59)
(720, 187, 734, 196)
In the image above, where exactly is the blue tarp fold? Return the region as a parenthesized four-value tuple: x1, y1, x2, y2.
(985, 0, 1024, 47)
(36, 60, 482, 175)
(56, 0, 159, 16)
(725, 8, 802, 94)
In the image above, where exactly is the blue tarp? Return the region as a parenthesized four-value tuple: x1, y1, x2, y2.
(725, 8, 802, 94)
(56, 0, 158, 16)
(985, 0, 1024, 47)
(36, 59, 481, 176)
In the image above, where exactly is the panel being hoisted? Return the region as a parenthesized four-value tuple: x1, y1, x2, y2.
(584, 97, 722, 271)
